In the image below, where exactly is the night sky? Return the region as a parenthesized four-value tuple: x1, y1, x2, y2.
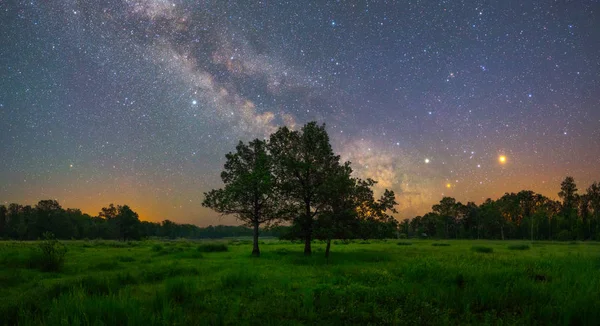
(1, 1, 599, 225)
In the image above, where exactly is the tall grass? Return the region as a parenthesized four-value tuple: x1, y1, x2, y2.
(2, 239, 600, 325)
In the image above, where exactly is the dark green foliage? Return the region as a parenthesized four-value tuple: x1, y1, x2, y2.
(151, 244, 164, 252)
(197, 243, 228, 252)
(508, 244, 530, 250)
(471, 246, 494, 253)
(30, 232, 68, 271)
(397, 242, 413, 246)
(432, 243, 450, 246)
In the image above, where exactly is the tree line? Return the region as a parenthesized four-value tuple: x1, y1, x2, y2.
(0, 201, 287, 241)
(2, 122, 598, 257)
(403, 176, 600, 242)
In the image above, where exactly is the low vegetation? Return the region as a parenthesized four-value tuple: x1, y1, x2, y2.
(508, 244, 531, 250)
(471, 245, 494, 253)
(2, 239, 600, 325)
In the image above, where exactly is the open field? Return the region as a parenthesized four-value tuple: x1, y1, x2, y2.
(1, 239, 599, 325)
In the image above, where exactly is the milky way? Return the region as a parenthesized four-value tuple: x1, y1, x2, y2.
(1, 1, 599, 225)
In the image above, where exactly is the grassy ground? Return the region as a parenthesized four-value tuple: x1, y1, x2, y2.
(1, 239, 599, 325)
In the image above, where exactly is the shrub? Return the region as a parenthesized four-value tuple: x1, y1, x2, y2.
(399, 233, 408, 239)
(432, 243, 450, 247)
(30, 232, 68, 272)
(508, 244, 530, 250)
(151, 244, 164, 252)
(397, 242, 413, 246)
(471, 246, 493, 253)
(197, 243, 228, 252)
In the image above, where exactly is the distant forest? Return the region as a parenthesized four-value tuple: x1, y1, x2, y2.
(2, 122, 599, 245)
(1, 176, 599, 242)
(0, 201, 289, 241)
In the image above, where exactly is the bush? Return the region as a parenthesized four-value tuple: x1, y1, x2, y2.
(197, 243, 228, 252)
(432, 243, 450, 247)
(508, 244, 530, 251)
(31, 232, 68, 272)
(399, 233, 408, 239)
(151, 244, 164, 252)
(397, 242, 413, 246)
(471, 246, 493, 253)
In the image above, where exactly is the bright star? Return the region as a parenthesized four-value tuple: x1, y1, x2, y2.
(425, 158, 430, 164)
(499, 155, 507, 164)
(192, 100, 197, 105)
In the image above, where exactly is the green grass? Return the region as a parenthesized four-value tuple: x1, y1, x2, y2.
(471, 245, 494, 253)
(196, 243, 228, 252)
(508, 244, 531, 251)
(1, 239, 600, 325)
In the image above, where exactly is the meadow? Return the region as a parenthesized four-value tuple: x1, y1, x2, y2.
(1, 239, 599, 325)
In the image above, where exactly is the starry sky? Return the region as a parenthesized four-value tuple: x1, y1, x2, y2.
(1, 0, 599, 225)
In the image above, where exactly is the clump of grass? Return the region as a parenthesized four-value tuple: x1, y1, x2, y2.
(508, 244, 530, 251)
(274, 248, 290, 255)
(359, 240, 371, 244)
(116, 256, 135, 262)
(221, 271, 257, 289)
(397, 242, 413, 246)
(471, 246, 494, 253)
(197, 243, 228, 252)
(151, 244, 164, 252)
(163, 278, 196, 303)
(91, 261, 119, 271)
(29, 232, 68, 272)
(432, 243, 450, 247)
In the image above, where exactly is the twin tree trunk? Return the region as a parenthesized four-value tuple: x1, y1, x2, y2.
(252, 221, 260, 257)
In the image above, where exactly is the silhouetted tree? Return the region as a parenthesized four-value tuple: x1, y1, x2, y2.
(559, 176, 579, 233)
(203, 139, 285, 256)
(269, 122, 340, 255)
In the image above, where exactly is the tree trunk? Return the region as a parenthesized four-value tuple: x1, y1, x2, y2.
(252, 221, 260, 257)
(303, 201, 312, 256)
(325, 238, 331, 263)
(304, 233, 312, 256)
(501, 225, 505, 240)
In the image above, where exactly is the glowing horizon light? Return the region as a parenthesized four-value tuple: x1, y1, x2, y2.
(499, 155, 507, 164)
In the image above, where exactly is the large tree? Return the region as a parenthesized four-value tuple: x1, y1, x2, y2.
(313, 161, 357, 259)
(98, 204, 141, 240)
(559, 176, 579, 233)
(268, 122, 340, 255)
(203, 139, 283, 256)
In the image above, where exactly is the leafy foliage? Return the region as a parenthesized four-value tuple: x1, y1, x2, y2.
(30, 232, 68, 272)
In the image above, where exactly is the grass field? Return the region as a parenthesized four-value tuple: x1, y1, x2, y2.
(1, 239, 599, 325)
